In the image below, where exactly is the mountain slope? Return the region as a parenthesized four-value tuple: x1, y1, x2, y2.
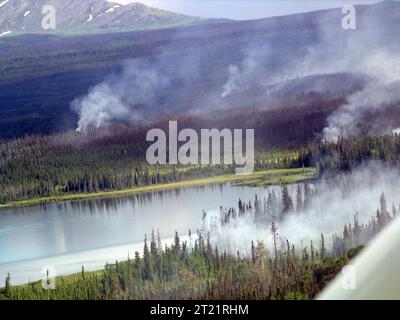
(0, 1, 399, 140)
(0, 0, 201, 36)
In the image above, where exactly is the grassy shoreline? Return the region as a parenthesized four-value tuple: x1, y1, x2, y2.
(0, 167, 316, 209)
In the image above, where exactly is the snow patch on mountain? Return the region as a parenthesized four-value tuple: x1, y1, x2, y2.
(105, 4, 120, 13)
(0, 0, 200, 36)
(0, 0, 10, 9)
(0, 30, 11, 37)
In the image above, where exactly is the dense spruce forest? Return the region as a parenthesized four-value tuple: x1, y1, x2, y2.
(0, 241, 352, 300)
(0, 126, 306, 203)
(2, 128, 400, 204)
(0, 240, 348, 299)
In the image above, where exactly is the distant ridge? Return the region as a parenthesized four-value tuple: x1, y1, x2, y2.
(0, 0, 201, 37)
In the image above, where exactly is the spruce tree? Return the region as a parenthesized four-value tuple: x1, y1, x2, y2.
(320, 233, 326, 259)
(310, 240, 315, 262)
(251, 241, 256, 265)
(134, 251, 141, 270)
(150, 229, 158, 258)
(143, 234, 152, 280)
(4, 273, 11, 298)
(81, 266, 85, 280)
(174, 231, 181, 257)
(157, 229, 162, 252)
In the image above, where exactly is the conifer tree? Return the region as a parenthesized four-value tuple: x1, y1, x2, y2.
(302, 247, 309, 262)
(143, 234, 152, 280)
(320, 233, 326, 259)
(251, 241, 256, 265)
(157, 229, 162, 252)
(310, 240, 315, 262)
(81, 266, 85, 280)
(4, 273, 11, 298)
(174, 231, 180, 257)
(134, 251, 140, 270)
(150, 229, 158, 257)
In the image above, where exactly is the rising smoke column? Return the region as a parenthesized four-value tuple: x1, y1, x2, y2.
(323, 51, 400, 141)
(71, 60, 170, 131)
(71, 2, 400, 136)
(220, 3, 400, 140)
(72, 83, 129, 132)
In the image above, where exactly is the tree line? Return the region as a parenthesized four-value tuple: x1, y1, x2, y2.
(0, 129, 302, 203)
(0, 228, 354, 300)
(2, 131, 400, 203)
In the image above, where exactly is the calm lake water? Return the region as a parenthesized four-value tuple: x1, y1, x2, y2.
(0, 183, 267, 285)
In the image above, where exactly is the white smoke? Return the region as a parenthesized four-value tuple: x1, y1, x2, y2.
(72, 2, 400, 135)
(323, 52, 400, 141)
(221, 45, 276, 98)
(201, 163, 400, 256)
(221, 65, 241, 98)
(71, 60, 170, 131)
(72, 83, 129, 132)
(221, 42, 293, 99)
(220, 3, 400, 140)
(323, 79, 400, 141)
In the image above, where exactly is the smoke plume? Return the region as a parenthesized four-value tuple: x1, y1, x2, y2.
(72, 2, 400, 137)
(200, 163, 400, 256)
(71, 61, 170, 131)
(220, 2, 400, 140)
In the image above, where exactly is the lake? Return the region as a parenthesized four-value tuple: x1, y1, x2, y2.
(0, 183, 267, 285)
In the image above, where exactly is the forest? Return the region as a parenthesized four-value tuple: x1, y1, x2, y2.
(3, 183, 395, 300)
(0, 126, 306, 203)
(2, 129, 400, 204)
(0, 238, 351, 300)
(0, 0, 399, 303)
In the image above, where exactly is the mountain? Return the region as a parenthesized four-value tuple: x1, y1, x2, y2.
(0, 1, 399, 140)
(0, 0, 201, 37)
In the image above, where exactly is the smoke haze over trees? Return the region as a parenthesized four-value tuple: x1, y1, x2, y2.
(70, 1, 400, 142)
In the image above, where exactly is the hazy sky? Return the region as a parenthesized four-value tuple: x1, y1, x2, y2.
(110, 0, 383, 19)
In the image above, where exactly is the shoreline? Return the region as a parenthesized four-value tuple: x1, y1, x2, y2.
(0, 167, 316, 209)
(0, 235, 194, 287)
